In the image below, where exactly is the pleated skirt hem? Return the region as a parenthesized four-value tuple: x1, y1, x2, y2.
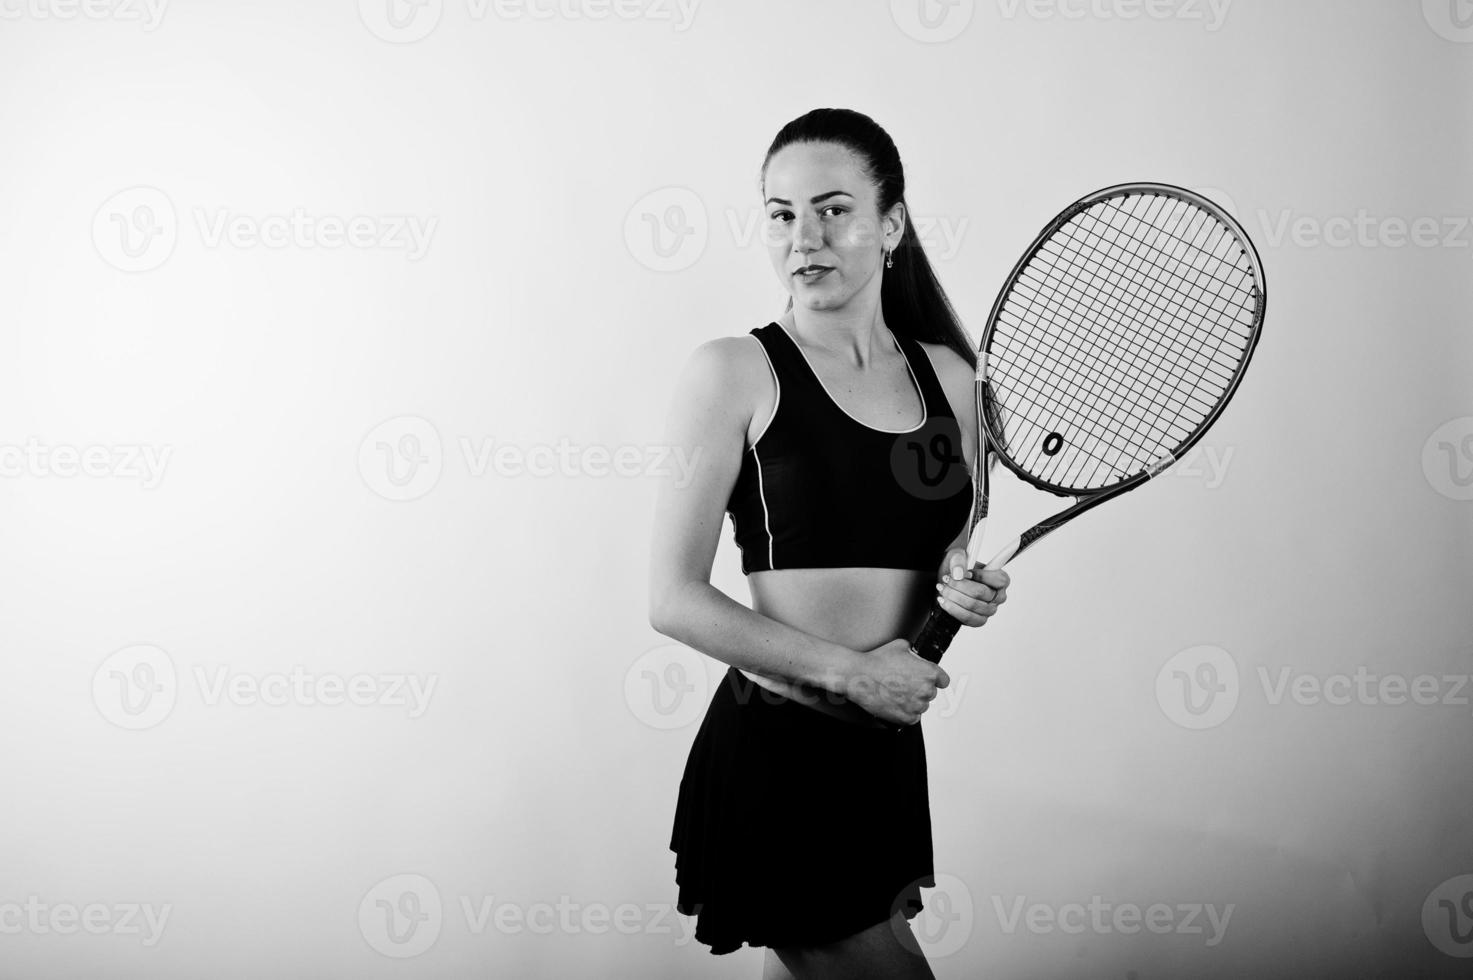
(669, 667, 935, 956)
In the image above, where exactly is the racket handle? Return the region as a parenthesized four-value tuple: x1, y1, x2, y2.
(910, 538, 1020, 663)
(910, 604, 964, 664)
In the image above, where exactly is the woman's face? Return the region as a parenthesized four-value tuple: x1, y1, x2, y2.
(762, 141, 902, 312)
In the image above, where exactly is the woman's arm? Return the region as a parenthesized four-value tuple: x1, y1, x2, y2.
(921, 340, 1011, 627)
(647, 338, 862, 696)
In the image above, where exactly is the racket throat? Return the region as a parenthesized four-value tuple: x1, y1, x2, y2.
(964, 519, 1020, 571)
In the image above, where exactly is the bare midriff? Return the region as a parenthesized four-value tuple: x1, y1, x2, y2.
(739, 566, 937, 702)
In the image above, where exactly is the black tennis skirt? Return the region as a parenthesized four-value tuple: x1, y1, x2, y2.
(669, 666, 934, 955)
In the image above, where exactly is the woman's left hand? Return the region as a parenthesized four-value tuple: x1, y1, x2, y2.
(935, 547, 1010, 628)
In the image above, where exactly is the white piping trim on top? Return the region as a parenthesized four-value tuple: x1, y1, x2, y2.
(772, 321, 928, 433)
(748, 332, 781, 449)
(746, 331, 782, 571)
(753, 443, 774, 571)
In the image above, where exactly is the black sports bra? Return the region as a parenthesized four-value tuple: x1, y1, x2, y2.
(726, 322, 973, 574)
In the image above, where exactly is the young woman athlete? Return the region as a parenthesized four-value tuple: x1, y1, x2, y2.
(648, 107, 1011, 979)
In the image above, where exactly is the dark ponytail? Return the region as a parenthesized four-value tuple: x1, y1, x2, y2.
(758, 107, 976, 371)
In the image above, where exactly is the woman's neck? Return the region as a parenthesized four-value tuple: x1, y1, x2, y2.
(782, 307, 891, 368)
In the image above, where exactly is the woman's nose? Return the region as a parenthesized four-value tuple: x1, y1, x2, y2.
(790, 211, 823, 251)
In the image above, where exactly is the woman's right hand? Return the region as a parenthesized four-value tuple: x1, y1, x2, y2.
(842, 638, 951, 726)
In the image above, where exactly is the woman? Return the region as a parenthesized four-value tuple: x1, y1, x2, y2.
(647, 108, 1011, 979)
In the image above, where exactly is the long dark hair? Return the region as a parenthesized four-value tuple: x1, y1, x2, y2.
(759, 107, 976, 370)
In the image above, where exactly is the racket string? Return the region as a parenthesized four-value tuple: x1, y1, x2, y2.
(1027, 197, 1252, 482)
(987, 191, 1261, 489)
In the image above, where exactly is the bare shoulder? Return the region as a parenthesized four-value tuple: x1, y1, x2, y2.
(668, 333, 771, 443)
(678, 334, 768, 397)
(916, 340, 976, 405)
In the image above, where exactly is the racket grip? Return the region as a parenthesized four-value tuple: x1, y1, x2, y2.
(910, 605, 964, 664)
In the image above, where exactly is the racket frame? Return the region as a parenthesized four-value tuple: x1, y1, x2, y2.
(911, 182, 1267, 664)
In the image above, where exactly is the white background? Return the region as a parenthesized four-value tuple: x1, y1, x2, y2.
(0, 0, 1470, 977)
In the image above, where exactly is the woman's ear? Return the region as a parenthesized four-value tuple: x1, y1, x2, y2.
(884, 199, 908, 249)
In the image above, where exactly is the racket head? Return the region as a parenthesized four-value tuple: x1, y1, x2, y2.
(978, 183, 1266, 498)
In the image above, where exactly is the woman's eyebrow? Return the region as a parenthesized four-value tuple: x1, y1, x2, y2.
(764, 190, 854, 206)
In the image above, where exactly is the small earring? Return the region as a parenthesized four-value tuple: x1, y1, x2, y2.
(885, 247, 894, 269)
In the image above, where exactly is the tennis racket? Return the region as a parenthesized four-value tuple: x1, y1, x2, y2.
(907, 181, 1267, 664)
(804, 182, 1266, 728)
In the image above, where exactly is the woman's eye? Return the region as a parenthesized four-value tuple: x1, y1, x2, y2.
(824, 206, 847, 218)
